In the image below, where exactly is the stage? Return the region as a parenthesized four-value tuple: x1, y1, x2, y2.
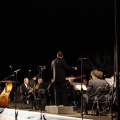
(0, 103, 116, 120)
(0, 107, 94, 120)
(0, 101, 116, 120)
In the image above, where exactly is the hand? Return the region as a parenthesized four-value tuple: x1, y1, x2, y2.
(75, 67, 77, 70)
(51, 79, 55, 83)
(72, 67, 77, 70)
(68, 79, 74, 83)
(29, 88, 33, 93)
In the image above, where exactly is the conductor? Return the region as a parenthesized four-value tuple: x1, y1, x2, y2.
(51, 51, 77, 106)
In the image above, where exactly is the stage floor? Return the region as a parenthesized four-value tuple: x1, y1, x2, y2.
(0, 101, 116, 120)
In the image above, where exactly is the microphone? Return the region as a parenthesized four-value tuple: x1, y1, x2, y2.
(79, 58, 88, 60)
(13, 69, 21, 73)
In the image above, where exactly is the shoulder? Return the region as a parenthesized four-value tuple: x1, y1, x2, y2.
(88, 79, 93, 83)
(51, 58, 57, 63)
(87, 80, 93, 85)
(20, 84, 24, 87)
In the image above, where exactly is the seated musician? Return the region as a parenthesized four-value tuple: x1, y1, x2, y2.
(20, 77, 35, 107)
(28, 75, 37, 91)
(36, 77, 54, 105)
(82, 78, 88, 86)
(37, 77, 46, 98)
(82, 69, 110, 115)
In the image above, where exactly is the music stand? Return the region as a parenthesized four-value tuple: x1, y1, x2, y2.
(71, 82, 87, 91)
(70, 82, 87, 107)
(105, 78, 114, 88)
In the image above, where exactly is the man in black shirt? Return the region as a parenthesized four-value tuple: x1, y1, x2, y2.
(51, 51, 77, 106)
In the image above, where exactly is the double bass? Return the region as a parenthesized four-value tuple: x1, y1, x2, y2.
(0, 80, 16, 108)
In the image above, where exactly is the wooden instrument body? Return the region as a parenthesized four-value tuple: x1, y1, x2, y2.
(0, 81, 12, 107)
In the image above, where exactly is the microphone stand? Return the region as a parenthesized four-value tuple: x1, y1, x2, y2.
(9, 65, 13, 74)
(38, 66, 46, 79)
(13, 71, 19, 120)
(37, 66, 46, 120)
(80, 59, 84, 120)
(2, 74, 14, 80)
(78, 58, 87, 120)
(39, 105, 43, 120)
(28, 70, 31, 80)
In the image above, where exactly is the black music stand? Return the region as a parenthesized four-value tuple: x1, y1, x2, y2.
(71, 82, 87, 108)
(71, 82, 87, 91)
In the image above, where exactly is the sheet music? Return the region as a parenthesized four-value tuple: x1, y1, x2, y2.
(105, 78, 115, 87)
(76, 84, 87, 90)
(71, 82, 87, 91)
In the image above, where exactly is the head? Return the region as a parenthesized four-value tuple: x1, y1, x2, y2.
(32, 76, 37, 81)
(57, 51, 63, 58)
(82, 79, 88, 85)
(90, 69, 99, 79)
(97, 70, 104, 79)
(24, 77, 29, 84)
(38, 77, 43, 84)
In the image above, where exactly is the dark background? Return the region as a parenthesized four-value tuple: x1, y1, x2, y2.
(0, 1, 119, 85)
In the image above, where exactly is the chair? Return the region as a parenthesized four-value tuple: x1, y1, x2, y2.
(89, 87, 111, 117)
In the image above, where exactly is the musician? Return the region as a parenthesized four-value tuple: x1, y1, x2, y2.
(83, 69, 110, 115)
(82, 78, 88, 86)
(20, 77, 35, 107)
(51, 51, 77, 106)
(34, 77, 52, 109)
(37, 77, 46, 89)
(97, 70, 104, 79)
(29, 75, 37, 89)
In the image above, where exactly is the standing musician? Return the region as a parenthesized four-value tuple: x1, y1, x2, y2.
(51, 51, 77, 106)
(20, 77, 35, 108)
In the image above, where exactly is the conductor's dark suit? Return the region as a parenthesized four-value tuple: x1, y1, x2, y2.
(51, 57, 75, 106)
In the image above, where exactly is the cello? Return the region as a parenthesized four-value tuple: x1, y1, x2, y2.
(0, 80, 13, 108)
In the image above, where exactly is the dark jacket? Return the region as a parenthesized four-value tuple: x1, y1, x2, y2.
(87, 78, 109, 101)
(51, 58, 75, 81)
(20, 83, 30, 95)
